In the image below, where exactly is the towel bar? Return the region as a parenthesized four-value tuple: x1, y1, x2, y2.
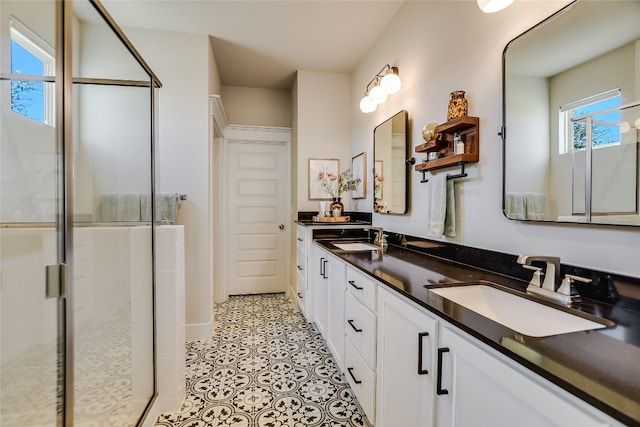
(419, 162, 468, 183)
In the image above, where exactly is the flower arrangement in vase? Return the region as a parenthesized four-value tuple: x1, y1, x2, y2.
(318, 168, 361, 217)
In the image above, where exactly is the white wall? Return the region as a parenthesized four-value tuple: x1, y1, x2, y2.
(221, 85, 291, 127)
(295, 70, 352, 211)
(351, 0, 640, 278)
(123, 28, 213, 339)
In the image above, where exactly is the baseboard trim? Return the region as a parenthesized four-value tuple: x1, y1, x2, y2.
(185, 316, 214, 341)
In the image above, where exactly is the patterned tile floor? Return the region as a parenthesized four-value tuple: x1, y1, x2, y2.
(155, 293, 371, 427)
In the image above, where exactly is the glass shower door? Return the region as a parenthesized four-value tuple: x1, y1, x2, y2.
(0, 1, 62, 425)
(71, 2, 156, 425)
(2, 1, 159, 425)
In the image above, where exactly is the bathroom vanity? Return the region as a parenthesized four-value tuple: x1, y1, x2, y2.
(303, 233, 639, 427)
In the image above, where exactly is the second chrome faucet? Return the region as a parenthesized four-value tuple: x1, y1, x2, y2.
(517, 255, 591, 306)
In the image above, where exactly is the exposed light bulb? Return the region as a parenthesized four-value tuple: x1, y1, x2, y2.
(359, 95, 377, 113)
(369, 85, 388, 104)
(620, 121, 631, 133)
(380, 68, 401, 94)
(477, 0, 514, 13)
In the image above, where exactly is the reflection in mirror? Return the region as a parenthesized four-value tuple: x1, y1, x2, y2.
(503, 0, 640, 226)
(374, 110, 409, 214)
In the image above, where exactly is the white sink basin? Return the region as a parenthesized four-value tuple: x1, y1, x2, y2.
(431, 284, 611, 337)
(333, 242, 380, 251)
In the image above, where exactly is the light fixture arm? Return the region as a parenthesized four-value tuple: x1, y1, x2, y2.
(365, 64, 393, 93)
(359, 64, 401, 113)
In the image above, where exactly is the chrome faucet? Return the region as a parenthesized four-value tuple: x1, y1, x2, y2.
(517, 255, 591, 306)
(516, 255, 561, 292)
(365, 226, 386, 247)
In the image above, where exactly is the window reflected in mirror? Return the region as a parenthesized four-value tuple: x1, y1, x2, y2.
(503, 0, 640, 226)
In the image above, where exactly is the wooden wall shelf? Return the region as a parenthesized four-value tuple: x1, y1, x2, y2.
(415, 116, 479, 173)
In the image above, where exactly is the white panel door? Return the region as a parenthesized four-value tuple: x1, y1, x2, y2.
(225, 142, 289, 295)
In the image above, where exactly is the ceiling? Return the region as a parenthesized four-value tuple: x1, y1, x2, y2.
(100, 0, 406, 90)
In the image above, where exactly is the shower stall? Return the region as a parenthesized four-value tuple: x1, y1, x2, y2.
(1, 1, 160, 425)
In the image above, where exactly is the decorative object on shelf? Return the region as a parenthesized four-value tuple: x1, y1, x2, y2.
(308, 158, 339, 200)
(477, 0, 514, 14)
(330, 198, 344, 217)
(415, 116, 480, 183)
(359, 64, 402, 113)
(447, 90, 468, 121)
(454, 133, 465, 155)
(422, 123, 438, 141)
(351, 152, 366, 199)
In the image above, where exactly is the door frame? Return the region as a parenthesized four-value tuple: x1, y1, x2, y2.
(221, 125, 292, 300)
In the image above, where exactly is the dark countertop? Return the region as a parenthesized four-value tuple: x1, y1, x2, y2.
(315, 239, 640, 426)
(295, 219, 372, 227)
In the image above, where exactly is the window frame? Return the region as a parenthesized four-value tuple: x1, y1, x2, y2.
(10, 17, 55, 126)
(558, 88, 621, 155)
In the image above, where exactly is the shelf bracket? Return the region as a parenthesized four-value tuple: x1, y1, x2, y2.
(446, 162, 467, 181)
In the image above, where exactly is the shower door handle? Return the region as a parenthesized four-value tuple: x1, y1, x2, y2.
(46, 263, 67, 299)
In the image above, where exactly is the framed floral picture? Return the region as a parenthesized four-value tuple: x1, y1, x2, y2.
(374, 160, 383, 200)
(308, 158, 339, 200)
(351, 152, 366, 199)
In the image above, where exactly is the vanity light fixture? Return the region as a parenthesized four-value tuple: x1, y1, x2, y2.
(477, 0, 514, 13)
(359, 64, 401, 113)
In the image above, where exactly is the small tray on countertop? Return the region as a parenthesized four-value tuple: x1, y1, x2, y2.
(312, 215, 351, 223)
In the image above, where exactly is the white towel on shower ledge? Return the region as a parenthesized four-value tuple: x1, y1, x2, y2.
(100, 193, 141, 222)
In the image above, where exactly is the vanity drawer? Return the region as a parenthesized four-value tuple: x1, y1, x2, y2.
(295, 250, 307, 276)
(296, 226, 307, 256)
(346, 265, 377, 313)
(345, 291, 376, 369)
(345, 337, 376, 424)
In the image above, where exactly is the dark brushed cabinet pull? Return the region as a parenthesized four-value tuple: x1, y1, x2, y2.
(347, 319, 363, 333)
(348, 280, 363, 290)
(297, 265, 303, 271)
(436, 347, 450, 395)
(347, 367, 362, 384)
(418, 332, 429, 375)
(319, 257, 325, 277)
(322, 259, 328, 279)
(297, 292, 303, 299)
(297, 237, 303, 241)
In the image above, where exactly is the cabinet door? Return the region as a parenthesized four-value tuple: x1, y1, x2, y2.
(327, 255, 346, 370)
(376, 287, 438, 427)
(295, 249, 307, 317)
(312, 245, 328, 336)
(436, 325, 613, 427)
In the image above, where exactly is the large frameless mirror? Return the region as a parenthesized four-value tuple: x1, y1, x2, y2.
(373, 110, 409, 214)
(502, 0, 640, 226)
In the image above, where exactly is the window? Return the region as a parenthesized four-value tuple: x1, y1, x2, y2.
(10, 17, 55, 125)
(559, 89, 621, 154)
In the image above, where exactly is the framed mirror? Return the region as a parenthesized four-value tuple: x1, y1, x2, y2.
(502, 0, 640, 226)
(373, 110, 409, 214)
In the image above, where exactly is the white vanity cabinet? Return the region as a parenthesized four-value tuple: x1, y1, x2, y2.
(435, 324, 622, 427)
(311, 244, 347, 369)
(344, 265, 378, 425)
(295, 225, 309, 317)
(326, 254, 346, 370)
(312, 244, 329, 336)
(376, 286, 438, 427)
